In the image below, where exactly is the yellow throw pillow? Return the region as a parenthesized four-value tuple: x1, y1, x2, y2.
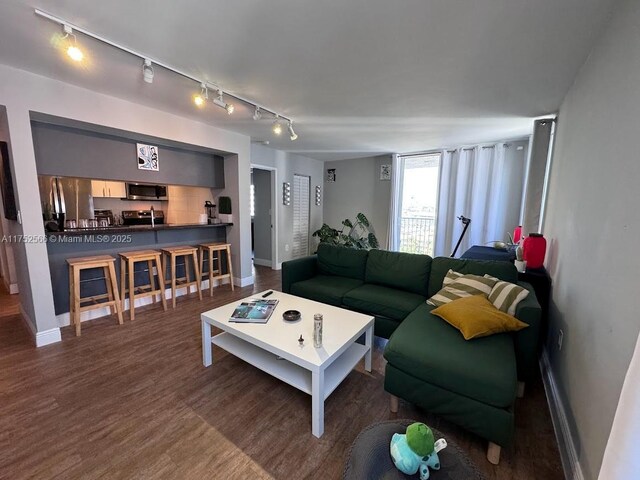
(431, 295, 529, 340)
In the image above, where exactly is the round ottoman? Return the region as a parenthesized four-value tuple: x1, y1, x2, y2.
(343, 419, 486, 480)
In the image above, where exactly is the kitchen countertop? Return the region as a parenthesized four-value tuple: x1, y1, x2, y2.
(47, 222, 233, 236)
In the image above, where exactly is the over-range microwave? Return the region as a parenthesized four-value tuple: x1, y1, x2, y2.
(125, 183, 168, 201)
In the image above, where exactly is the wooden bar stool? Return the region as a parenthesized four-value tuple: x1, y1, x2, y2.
(67, 255, 123, 337)
(198, 242, 234, 296)
(161, 246, 202, 308)
(119, 250, 167, 321)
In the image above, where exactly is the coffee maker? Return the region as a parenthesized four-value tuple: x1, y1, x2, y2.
(204, 200, 218, 224)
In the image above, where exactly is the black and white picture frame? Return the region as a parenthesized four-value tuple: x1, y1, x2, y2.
(326, 168, 336, 182)
(137, 143, 159, 171)
(380, 164, 391, 181)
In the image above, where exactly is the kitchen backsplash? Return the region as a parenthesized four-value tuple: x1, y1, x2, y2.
(93, 185, 219, 224)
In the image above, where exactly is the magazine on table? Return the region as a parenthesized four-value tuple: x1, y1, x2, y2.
(229, 299, 279, 323)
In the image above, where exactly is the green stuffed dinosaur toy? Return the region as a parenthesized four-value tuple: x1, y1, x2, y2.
(389, 422, 448, 480)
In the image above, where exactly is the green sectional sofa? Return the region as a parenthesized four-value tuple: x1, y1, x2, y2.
(282, 244, 541, 464)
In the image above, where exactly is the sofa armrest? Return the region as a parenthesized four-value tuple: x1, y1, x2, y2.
(513, 281, 542, 382)
(282, 255, 318, 293)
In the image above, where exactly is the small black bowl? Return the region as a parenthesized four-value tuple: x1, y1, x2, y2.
(283, 310, 301, 321)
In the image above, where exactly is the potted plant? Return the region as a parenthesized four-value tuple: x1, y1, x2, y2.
(218, 196, 233, 224)
(312, 213, 379, 250)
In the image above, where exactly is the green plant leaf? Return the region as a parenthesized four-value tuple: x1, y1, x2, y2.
(356, 213, 370, 227)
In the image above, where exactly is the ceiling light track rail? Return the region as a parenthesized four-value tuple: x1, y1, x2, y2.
(34, 8, 294, 126)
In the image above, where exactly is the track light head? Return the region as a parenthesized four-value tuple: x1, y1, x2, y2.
(142, 59, 154, 84)
(62, 24, 83, 62)
(213, 90, 234, 115)
(193, 83, 207, 107)
(253, 107, 262, 121)
(272, 118, 282, 136)
(287, 121, 298, 141)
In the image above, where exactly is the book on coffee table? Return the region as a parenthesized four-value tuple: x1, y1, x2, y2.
(229, 299, 279, 323)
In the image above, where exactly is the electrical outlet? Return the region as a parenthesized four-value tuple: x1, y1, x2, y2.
(558, 329, 564, 351)
(285, 244, 290, 252)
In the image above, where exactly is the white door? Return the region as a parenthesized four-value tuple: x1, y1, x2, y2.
(292, 174, 310, 258)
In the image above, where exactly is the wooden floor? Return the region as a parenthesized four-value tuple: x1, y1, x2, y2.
(0, 266, 563, 479)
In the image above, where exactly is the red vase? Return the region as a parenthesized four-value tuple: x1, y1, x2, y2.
(513, 226, 522, 244)
(523, 233, 546, 269)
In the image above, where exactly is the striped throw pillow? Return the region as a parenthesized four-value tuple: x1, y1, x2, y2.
(427, 271, 498, 307)
(488, 281, 530, 315)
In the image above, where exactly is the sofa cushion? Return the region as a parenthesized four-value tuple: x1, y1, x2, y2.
(365, 249, 432, 296)
(384, 303, 517, 408)
(428, 257, 518, 298)
(431, 295, 529, 340)
(343, 284, 426, 321)
(290, 275, 363, 306)
(317, 244, 369, 280)
(427, 270, 498, 307)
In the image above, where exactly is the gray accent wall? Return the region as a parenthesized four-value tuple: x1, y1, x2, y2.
(31, 122, 225, 188)
(252, 168, 272, 263)
(542, 1, 640, 478)
(323, 155, 392, 248)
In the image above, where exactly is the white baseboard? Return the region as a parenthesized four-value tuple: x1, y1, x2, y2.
(234, 275, 254, 287)
(253, 258, 272, 268)
(20, 304, 62, 347)
(274, 262, 282, 271)
(57, 279, 224, 327)
(540, 350, 584, 480)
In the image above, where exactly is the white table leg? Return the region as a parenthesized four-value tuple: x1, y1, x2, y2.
(364, 323, 373, 373)
(202, 319, 212, 367)
(312, 369, 325, 437)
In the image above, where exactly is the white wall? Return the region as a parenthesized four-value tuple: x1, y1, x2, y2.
(542, 0, 640, 478)
(0, 63, 253, 341)
(250, 144, 324, 264)
(323, 155, 392, 248)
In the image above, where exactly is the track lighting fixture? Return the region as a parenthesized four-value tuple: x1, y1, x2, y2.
(287, 121, 298, 141)
(62, 24, 83, 62)
(36, 9, 299, 139)
(272, 118, 283, 136)
(142, 59, 154, 84)
(193, 83, 207, 107)
(213, 90, 234, 114)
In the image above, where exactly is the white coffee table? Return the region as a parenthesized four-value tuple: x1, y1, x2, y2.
(201, 290, 374, 437)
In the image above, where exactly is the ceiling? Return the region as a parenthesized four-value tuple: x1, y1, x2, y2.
(0, 0, 615, 161)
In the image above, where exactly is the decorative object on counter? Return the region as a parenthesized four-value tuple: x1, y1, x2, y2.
(312, 213, 379, 250)
(513, 225, 523, 244)
(198, 242, 234, 296)
(198, 213, 208, 225)
(522, 233, 547, 269)
(119, 250, 167, 321)
(136, 143, 159, 171)
(65, 220, 77, 229)
(390, 422, 447, 480)
(67, 255, 123, 337)
(218, 196, 233, 223)
(282, 182, 291, 206)
(315, 185, 322, 206)
(514, 244, 526, 272)
(161, 245, 202, 309)
(380, 164, 392, 181)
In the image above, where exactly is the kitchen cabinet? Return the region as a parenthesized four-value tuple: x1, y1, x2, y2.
(91, 180, 126, 198)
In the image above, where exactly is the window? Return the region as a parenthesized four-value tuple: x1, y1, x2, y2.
(398, 153, 441, 256)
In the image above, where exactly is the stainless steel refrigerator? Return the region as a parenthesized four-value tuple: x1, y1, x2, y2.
(38, 176, 94, 226)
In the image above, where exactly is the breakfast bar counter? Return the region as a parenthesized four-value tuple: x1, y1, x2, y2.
(46, 223, 232, 315)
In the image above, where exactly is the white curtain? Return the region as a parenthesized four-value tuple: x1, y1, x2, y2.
(387, 153, 403, 250)
(434, 143, 526, 257)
